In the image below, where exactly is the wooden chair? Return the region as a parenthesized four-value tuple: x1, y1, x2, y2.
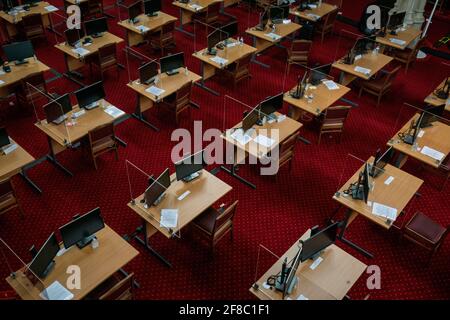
(315, 8, 339, 43)
(158, 81, 193, 125)
(219, 53, 253, 90)
(148, 21, 176, 56)
(286, 40, 312, 74)
(391, 36, 426, 73)
(15, 71, 49, 109)
(401, 212, 449, 264)
(91, 43, 120, 80)
(194, 2, 222, 29)
(87, 122, 119, 170)
(358, 65, 401, 107)
(19, 14, 46, 42)
(317, 105, 351, 144)
(277, 131, 300, 174)
(192, 200, 239, 254)
(0, 179, 24, 219)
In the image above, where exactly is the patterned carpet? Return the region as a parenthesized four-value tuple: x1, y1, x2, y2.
(0, 1, 449, 300)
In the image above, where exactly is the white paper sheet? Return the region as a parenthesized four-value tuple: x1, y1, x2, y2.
(160, 209, 178, 228)
(146, 86, 165, 97)
(254, 135, 275, 148)
(135, 25, 150, 33)
(210, 56, 229, 65)
(323, 80, 339, 90)
(104, 106, 125, 119)
(45, 5, 59, 12)
(372, 202, 397, 221)
(420, 146, 445, 161)
(389, 38, 406, 45)
(265, 33, 282, 40)
(71, 47, 90, 57)
(40, 281, 73, 300)
(230, 129, 252, 145)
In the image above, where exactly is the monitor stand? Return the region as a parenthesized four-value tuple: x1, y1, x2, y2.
(166, 69, 179, 76)
(182, 171, 202, 183)
(147, 12, 158, 17)
(76, 235, 97, 249)
(402, 134, 415, 145)
(15, 59, 28, 65)
(92, 32, 103, 38)
(389, 29, 397, 36)
(152, 193, 166, 206)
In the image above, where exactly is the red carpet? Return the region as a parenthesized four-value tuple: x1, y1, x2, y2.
(0, 1, 449, 300)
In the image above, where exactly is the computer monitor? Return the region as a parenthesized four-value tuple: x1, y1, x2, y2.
(3, 41, 34, 65)
(299, 222, 339, 262)
(242, 107, 260, 132)
(43, 94, 73, 124)
(160, 52, 184, 75)
(139, 61, 158, 85)
(65, 28, 85, 47)
(1, 0, 19, 11)
(84, 17, 108, 37)
(270, 6, 285, 23)
(371, 146, 394, 177)
(207, 29, 223, 54)
(435, 77, 449, 100)
(59, 207, 105, 249)
(144, 168, 171, 206)
(259, 93, 283, 116)
(128, 1, 143, 23)
(419, 104, 445, 128)
(257, 9, 270, 30)
(388, 11, 406, 31)
(309, 64, 332, 85)
(144, 0, 161, 16)
(23, 0, 39, 6)
(0, 127, 10, 149)
(175, 150, 206, 182)
(74, 81, 106, 110)
(28, 233, 60, 279)
(361, 163, 370, 203)
(221, 21, 238, 39)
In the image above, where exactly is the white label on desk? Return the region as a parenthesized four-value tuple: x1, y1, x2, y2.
(226, 42, 238, 48)
(160, 209, 178, 228)
(254, 135, 275, 148)
(135, 25, 150, 33)
(277, 114, 286, 123)
(45, 5, 59, 12)
(354, 54, 362, 61)
(177, 190, 191, 201)
(418, 130, 425, 138)
(83, 42, 92, 47)
(71, 47, 90, 57)
(389, 38, 406, 45)
(308, 4, 318, 9)
(384, 176, 394, 185)
(2, 143, 17, 155)
(420, 146, 445, 161)
(40, 281, 73, 300)
(354, 66, 371, 75)
(309, 257, 323, 270)
(0, 70, 5, 76)
(146, 86, 165, 97)
(372, 202, 397, 221)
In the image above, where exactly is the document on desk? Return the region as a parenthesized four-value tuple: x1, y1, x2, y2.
(189, 4, 203, 10)
(160, 209, 178, 228)
(45, 5, 59, 12)
(134, 25, 150, 33)
(283, 19, 292, 24)
(226, 42, 238, 48)
(323, 80, 339, 90)
(354, 66, 371, 75)
(372, 202, 397, 221)
(420, 146, 445, 161)
(71, 47, 90, 57)
(389, 38, 406, 46)
(254, 135, 275, 148)
(265, 33, 282, 41)
(146, 86, 165, 97)
(104, 106, 125, 119)
(210, 56, 229, 66)
(40, 281, 73, 300)
(230, 129, 252, 146)
(307, 13, 320, 20)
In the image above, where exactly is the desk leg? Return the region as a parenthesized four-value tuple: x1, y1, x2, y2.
(175, 9, 195, 37)
(19, 167, 42, 194)
(62, 53, 85, 87)
(119, 268, 140, 288)
(194, 61, 220, 96)
(250, 36, 270, 69)
(46, 137, 74, 177)
(131, 93, 160, 131)
(133, 219, 172, 268)
(219, 145, 256, 189)
(220, 3, 237, 19)
(337, 208, 374, 259)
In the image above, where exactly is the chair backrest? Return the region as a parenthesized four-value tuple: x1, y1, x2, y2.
(291, 40, 312, 55)
(98, 43, 117, 62)
(174, 81, 192, 108)
(213, 200, 239, 234)
(235, 54, 252, 73)
(382, 65, 402, 87)
(0, 179, 14, 199)
(22, 14, 43, 28)
(324, 105, 351, 123)
(207, 2, 221, 18)
(280, 131, 300, 156)
(99, 273, 134, 300)
(89, 122, 115, 145)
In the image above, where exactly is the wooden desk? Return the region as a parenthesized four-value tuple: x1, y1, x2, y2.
(34, 100, 127, 176)
(284, 81, 350, 119)
(376, 27, 422, 50)
(290, 3, 338, 22)
(334, 157, 423, 229)
(332, 53, 393, 86)
(0, 140, 34, 181)
(127, 170, 232, 266)
(192, 38, 257, 95)
(0, 2, 55, 39)
(6, 225, 139, 300)
(0, 58, 50, 98)
(424, 78, 449, 112)
(172, 0, 223, 36)
(250, 229, 367, 300)
(117, 12, 178, 47)
(388, 114, 450, 169)
(126, 68, 201, 130)
(54, 32, 124, 86)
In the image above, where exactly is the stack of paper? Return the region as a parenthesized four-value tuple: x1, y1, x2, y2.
(420, 146, 445, 161)
(254, 135, 275, 148)
(265, 33, 282, 40)
(45, 5, 59, 12)
(40, 281, 74, 300)
(210, 56, 229, 66)
(389, 38, 406, 45)
(160, 209, 178, 228)
(323, 80, 339, 90)
(354, 66, 371, 75)
(135, 25, 150, 33)
(146, 86, 165, 97)
(71, 47, 90, 57)
(372, 202, 397, 221)
(104, 106, 125, 119)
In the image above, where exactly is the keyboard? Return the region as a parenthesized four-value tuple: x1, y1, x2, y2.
(84, 101, 99, 110)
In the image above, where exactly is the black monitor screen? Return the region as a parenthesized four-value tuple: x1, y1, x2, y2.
(260, 10, 269, 27)
(28, 233, 60, 278)
(270, 6, 284, 21)
(376, 147, 394, 170)
(259, 93, 283, 116)
(128, 1, 143, 20)
(175, 150, 206, 181)
(221, 21, 238, 39)
(310, 64, 332, 85)
(0, 127, 10, 148)
(145, 168, 171, 205)
(3, 41, 34, 63)
(389, 11, 405, 29)
(65, 28, 85, 47)
(84, 17, 108, 36)
(421, 104, 445, 128)
(160, 53, 184, 74)
(242, 107, 260, 132)
(43, 94, 72, 123)
(1, 0, 19, 11)
(139, 61, 158, 84)
(207, 29, 224, 50)
(75, 81, 106, 109)
(300, 222, 339, 262)
(59, 208, 105, 249)
(362, 163, 370, 203)
(144, 0, 161, 15)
